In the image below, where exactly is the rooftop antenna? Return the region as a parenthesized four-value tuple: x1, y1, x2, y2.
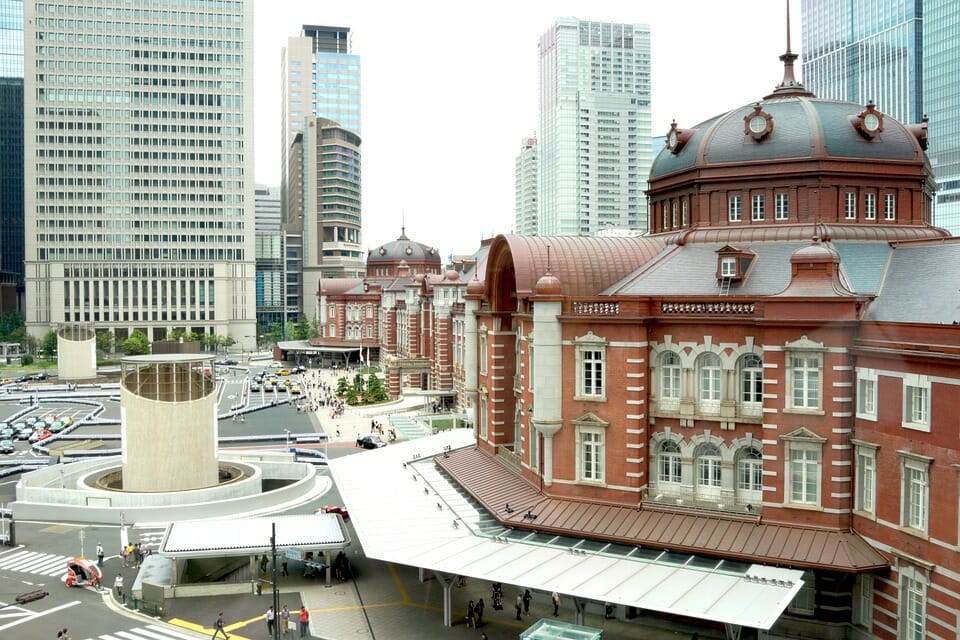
(765, 0, 814, 99)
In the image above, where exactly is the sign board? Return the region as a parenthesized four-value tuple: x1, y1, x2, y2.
(284, 549, 302, 561)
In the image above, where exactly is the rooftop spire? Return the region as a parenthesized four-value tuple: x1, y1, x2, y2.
(764, 0, 814, 99)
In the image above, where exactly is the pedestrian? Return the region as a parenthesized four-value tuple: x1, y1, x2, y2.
(114, 574, 123, 599)
(552, 591, 561, 616)
(211, 611, 229, 639)
(523, 589, 532, 615)
(298, 606, 310, 637)
(260, 554, 269, 575)
(280, 605, 290, 635)
(480, 635, 488, 640)
(57, 630, 63, 640)
(515, 592, 523, 620)
(135, 543, 143, 568)
(476, 597, 485, 627)
(96, 542, 104, 568)
(265, 606, 275, 635)
(466, 600, 475, 628)
(61, 629, 70, 640)
(281, 560, 289, 576)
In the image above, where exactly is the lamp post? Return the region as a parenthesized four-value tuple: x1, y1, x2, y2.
(271, 522, 280, 640)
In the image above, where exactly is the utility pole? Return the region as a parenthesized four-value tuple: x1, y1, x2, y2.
(272, 522, 280, 640)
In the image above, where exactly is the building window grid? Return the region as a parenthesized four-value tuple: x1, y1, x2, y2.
(737, 447, 763, 495)
(857, 369, 877, 419)
(579, 428, 605, 483)
(789, 445, 821, 505)
(901, 576, 926, 640)
(698, 353, 721, 413)
(659, 351, 681, 411)
(751, 194, 765, 221)
(885, 193, 896, 220)
(740, 354, 763, 410)
(845, 191, 857, 219)
(775, 192, 788, 220)
(904, 381, 929, 429)
(864, 192, 876, 220)
(728, 195, 742, 222)
(902, 461, 929, 533)
(697, 444, 722, 490)
(789, 354, 821, 410)
(659, 441, 682, 484)
(577, 344, 606, 400)
(855, 446, 876, 514)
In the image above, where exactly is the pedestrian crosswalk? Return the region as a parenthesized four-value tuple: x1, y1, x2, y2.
(79, 625, 204, 640)
(0, 548, 73, 577)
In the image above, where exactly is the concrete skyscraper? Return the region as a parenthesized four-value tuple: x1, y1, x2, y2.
(281, 25, 363, 323)
(514, 135, 538, 236)
(536, 18, 651, 236)
(801, 1, 960, 234)
(23, 0, 256, 347)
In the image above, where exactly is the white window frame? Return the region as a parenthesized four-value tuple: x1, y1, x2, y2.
(681, 200, 688, 226)
(786, 347, 822, 413)
(478, 330, 488, 375)
(884, 193, 896, 220)
(899, 568, 926, 640)
(902, 374, 930, 432)
(854, 574, 873, 629)
(728, 194, 742, 222)
(789, 571, 816, 615)
(696, 443, 722, 497)
(478, 395, 488, 439)
(737, 446, 763, 501)
(775, 192, 789, 220)
(658, 351, 681, 411)
(853, 441, 877, 516)
(671, 201, 677, 228)
(575, 334, 606, 401)
(697, 352, 722, 414)
(783, 435, 824, 507)
(856, 368, 877, 420)
(864, 192, 876, 220)
(659, 440, 682, 485)
(720, 256, 737, 277)
(900, 452, 931, 534)
(576, 426, 605, 484)
(844, 191, 857, 219)
(739, 354, 763, 417)
(751, 193, 765, 221)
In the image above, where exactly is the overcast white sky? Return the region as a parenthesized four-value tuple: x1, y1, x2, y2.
(253, 0, 802, 256)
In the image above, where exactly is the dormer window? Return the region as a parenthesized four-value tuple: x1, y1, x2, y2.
(744, 103, 774, 141)
(715, 245, 755, 282)
(665, 120, 693, 154)
(855, 101, 884, 139)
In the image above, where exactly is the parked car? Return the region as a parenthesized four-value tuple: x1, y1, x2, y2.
(61, 416, 74, 426)
(277, 369, 291, 376)
(223, 359, 238, 366)
(290, 385, 302, 395)
(317, 505, 350, 521)
(0, 427, 13, 440)
(16, 427, 33, 441)
(0, 439, 14, 454)
(356, 435, 387, 449)
(48, 421, 66, 433)
(29, 428, 52, 443)
(25, 416, 38, 426)
(31, 372, 47, 381)
(250, 382, 261, 392)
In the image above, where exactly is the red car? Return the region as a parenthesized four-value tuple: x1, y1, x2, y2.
(317, 505, 349, 521)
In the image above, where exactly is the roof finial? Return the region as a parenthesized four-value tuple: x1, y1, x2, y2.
(545, 244, 552, 275)
(399, 209, 408, 240)
(764, 0, 814, 99)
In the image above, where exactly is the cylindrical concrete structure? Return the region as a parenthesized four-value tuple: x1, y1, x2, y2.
(120, 354, 218, 491)
(57, 324, 97, 380)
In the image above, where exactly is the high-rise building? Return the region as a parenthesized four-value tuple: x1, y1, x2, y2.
(281, 26, 362, 323)
(536, 18, 651, 236)
(514, 136, 538, 236)
(23, 0, 256, 347)
(801, 1, 960, 234)
(0, 0, 23, 313)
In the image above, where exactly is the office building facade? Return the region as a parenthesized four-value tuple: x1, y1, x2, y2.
(513, 135, 538, 236)
(801, 0, 960, 234)
(0, 0, 23, 312)
(23, 0, 256, 346)
(537, 18, 651, 236)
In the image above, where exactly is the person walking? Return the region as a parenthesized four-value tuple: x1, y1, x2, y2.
(211, 612, 229, 639)
(265, 606, 275, 635)
(475, 597, 485, 627)
(298, 606, 310, 637)
(96, 543, 104, 568)
(515, 592, 523, 620)
(114, 574, 124, 599)
(523, 589, 532, 616)
(552, 591, 561, 616)
(280, 605, 290, 635)
(466, 600, 475, 628)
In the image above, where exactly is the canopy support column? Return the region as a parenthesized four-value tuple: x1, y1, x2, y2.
(324, 550, 332, 588)
(418, 567, 427, 583)
(724, 623, 743, 640)
(434, 571, 454, 626)
(572, 597, 587, 626)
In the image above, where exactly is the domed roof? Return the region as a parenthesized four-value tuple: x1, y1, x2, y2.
(651, 96, 926, 180)
(368, 228, 440, 264)
(535, 272, 562, 296)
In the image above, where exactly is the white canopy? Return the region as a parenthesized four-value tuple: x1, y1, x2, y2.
(328, 430, 804, 632)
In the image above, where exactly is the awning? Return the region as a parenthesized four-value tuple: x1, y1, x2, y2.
(277, 340, 361, 355)
(158, 514, 349, 559)
(328, 431, 804, 632)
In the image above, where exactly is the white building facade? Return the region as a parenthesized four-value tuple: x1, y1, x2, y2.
(537, 18, 651, 236)
(23, 0, 256, 347)
(513, 135, 538, 236)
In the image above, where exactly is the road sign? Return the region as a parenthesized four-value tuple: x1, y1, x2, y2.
(284, 549, 302, 561)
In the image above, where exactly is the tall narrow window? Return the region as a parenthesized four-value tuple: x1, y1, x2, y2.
(789, 354, 821, 410)
(784, 438, 822, 506)
(900, 453, 930, 533)
(844, 191, 857, 219)
(775, 192, 789, 220)
(751, 194, 765, 221)
(578, 428, 605, 483)
(737, 446, 763, 499)
(696, 443, 722, 497)
(728, 195, 742, 222)
(739, 354, 763, 416)
(681, 200, 688, 226)
(901, 573, 926, 640)
(902, 375, 930, 431)
(854, 443, 877, 515)
(864, 193, 876, 220)
(659, 440, 682, 484)
(575, 333, 606, 400)
(856, 368, 877, 420)
(698, 353, 722, 414)
(658, 351, 681, 411)
(884, 193, 896, 220)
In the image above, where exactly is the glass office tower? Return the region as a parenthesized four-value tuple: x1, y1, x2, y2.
(514, 136, 538, 236)
(537, 18, 651, 236)
(0, 0, 23, 312)
(23, 0, 256, 346)
(802, 1, 960, 235)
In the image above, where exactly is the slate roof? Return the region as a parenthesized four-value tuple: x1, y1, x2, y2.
(863, 240, 960, 323)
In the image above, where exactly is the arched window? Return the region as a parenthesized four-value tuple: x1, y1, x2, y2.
(737, 446, 763, 502)
(658, 440, 682, 485)
(696, 443, 722, 497)
(698, 353, 722, 414)
(659, 351, 681, 411)
(739, 354, 763, 416)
